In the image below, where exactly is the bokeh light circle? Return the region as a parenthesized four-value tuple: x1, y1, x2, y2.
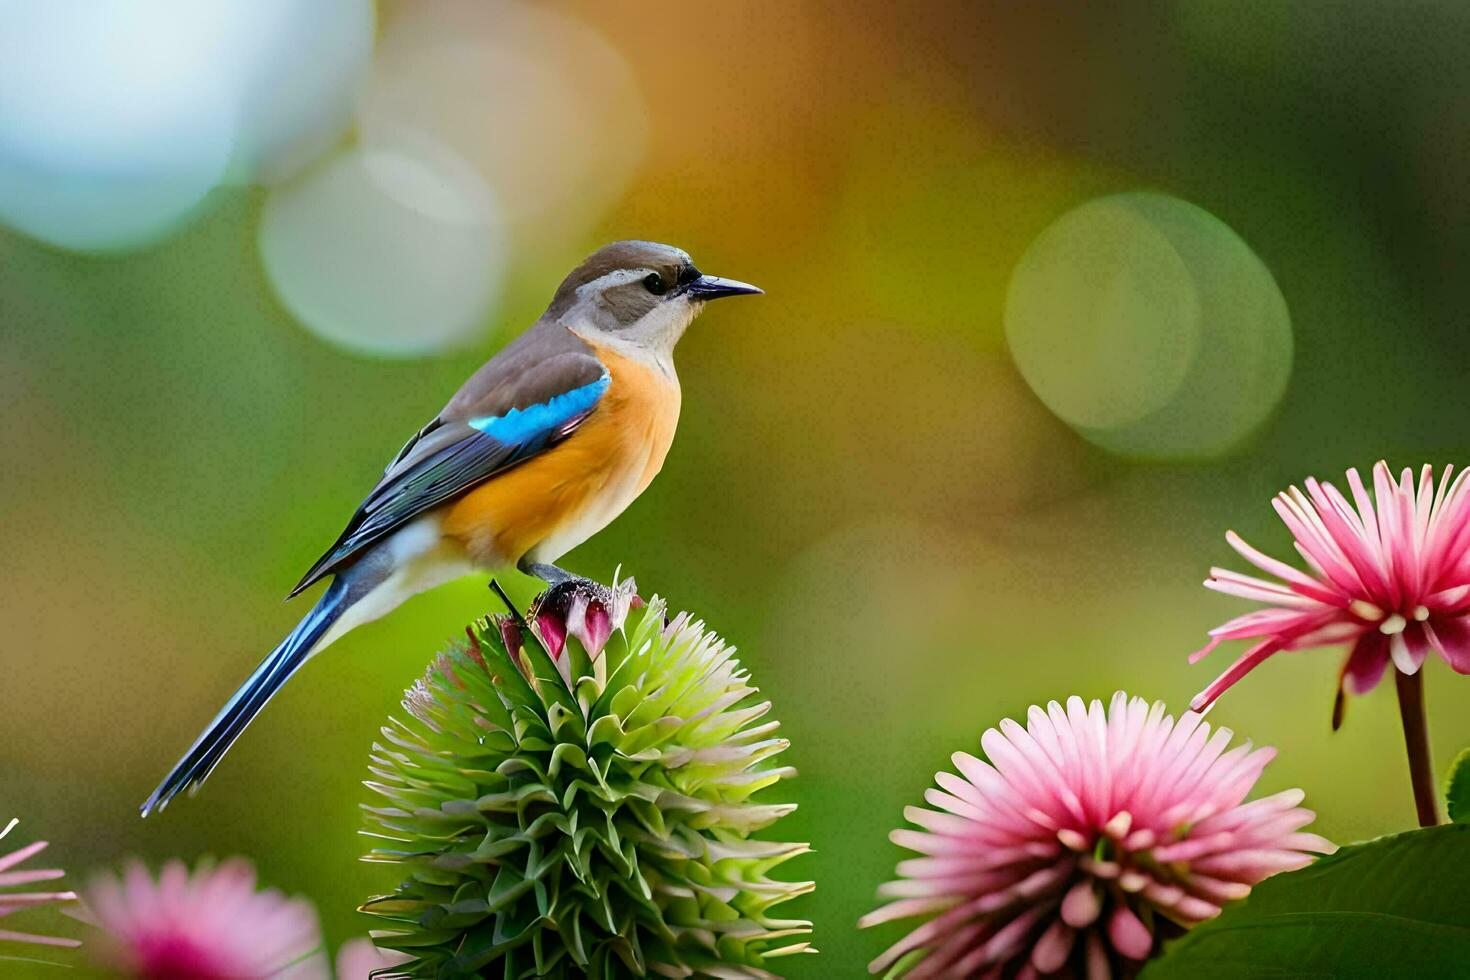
(226, 0, 376, 184)
(358, 0, 646, 227)
(258, 139, 508, 358)
(0, 0, 373, 251)
(0, 0, 237, 252)
(1006, 199, 1201, 429)
(1006, 192, 1292, 459)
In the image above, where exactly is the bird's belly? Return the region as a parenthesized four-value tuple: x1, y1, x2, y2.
(440, 349, 679, 568)
(525, 446, 651, 565)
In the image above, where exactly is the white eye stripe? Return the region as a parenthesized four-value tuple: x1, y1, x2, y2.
(575, 268, 650, 299)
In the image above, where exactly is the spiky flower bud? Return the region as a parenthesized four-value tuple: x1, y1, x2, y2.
(361, 582, 814, 978)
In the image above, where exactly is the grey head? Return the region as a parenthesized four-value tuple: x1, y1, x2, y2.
(547, 240, 761, 358)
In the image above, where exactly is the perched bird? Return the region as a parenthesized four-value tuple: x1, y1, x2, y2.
(141, 240, 760, 816)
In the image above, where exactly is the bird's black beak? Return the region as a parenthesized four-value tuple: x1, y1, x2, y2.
(684, 274, 763, 301)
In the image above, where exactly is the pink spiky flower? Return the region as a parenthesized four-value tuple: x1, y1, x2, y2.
(860, 693, 1330, 978)
(0, 817, 80, 953)
(82, 858, 326, 979)
(1191, 462, 1470, 718)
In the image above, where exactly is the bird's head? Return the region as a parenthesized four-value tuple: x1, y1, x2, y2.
(548, 240, 761, 359)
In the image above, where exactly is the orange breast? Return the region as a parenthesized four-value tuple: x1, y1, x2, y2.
(440, 345, 681, 568)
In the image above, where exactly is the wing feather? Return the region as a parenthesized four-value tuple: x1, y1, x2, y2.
(289, 324, 606, 596)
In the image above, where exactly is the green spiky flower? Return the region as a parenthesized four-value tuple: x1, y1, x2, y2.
(360, 581, 814, 978)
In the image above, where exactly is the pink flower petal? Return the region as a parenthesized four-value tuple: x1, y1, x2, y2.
(1060, 881, 1099, 928)
(336, 936, 412, 979)
(1342, 632, 1391, 696)
(1030, 919, 1074, 973)
(579, 601, 612, 657)
(1192, 462, 1470, 720)
(495, 617, 523, 665)
(1427, 615, 1470, 673)
(83, 858, 324, 979)
(1107, 904, 1152, 960)
(1191, 639, 1281, 711)
(534, 611, 567, 659)
(863, 695, 1327, 977)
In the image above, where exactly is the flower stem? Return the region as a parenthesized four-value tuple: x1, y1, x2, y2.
(1394, 668, 1439, 828)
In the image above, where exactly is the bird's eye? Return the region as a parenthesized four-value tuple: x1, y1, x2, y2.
(643, 272, 667, 295)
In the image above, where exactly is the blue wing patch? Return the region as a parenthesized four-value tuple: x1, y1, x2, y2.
(291, 359, 610, 598)
(469, 373, 610, 444)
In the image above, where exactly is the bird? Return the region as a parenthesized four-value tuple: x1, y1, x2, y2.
(141, 240, 761, 816)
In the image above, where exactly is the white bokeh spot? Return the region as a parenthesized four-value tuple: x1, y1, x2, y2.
(259, 138, 508, 358)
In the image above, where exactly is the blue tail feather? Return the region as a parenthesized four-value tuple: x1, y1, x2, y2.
(140, 578, 351, 817)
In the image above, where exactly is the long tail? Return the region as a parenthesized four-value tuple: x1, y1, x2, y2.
(140, 577, 353, 817)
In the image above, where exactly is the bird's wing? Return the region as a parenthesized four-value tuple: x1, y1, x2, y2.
(290, 325, 608, 596)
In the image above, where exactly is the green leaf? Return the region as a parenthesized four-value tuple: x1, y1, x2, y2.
(464, 624, 540, 719)
(1445, 747, 1470, 823)
(1143, 823, 1470, 979)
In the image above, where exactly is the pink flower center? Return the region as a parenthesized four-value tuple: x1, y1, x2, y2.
(134, 935, 246, 980)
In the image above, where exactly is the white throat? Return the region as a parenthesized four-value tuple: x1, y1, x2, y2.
(562, 271, 698, 376)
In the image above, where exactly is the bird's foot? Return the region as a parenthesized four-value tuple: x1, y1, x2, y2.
(528, 575, 637, 659)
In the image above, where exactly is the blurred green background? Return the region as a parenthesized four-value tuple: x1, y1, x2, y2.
(3, 1, 1469, 976)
